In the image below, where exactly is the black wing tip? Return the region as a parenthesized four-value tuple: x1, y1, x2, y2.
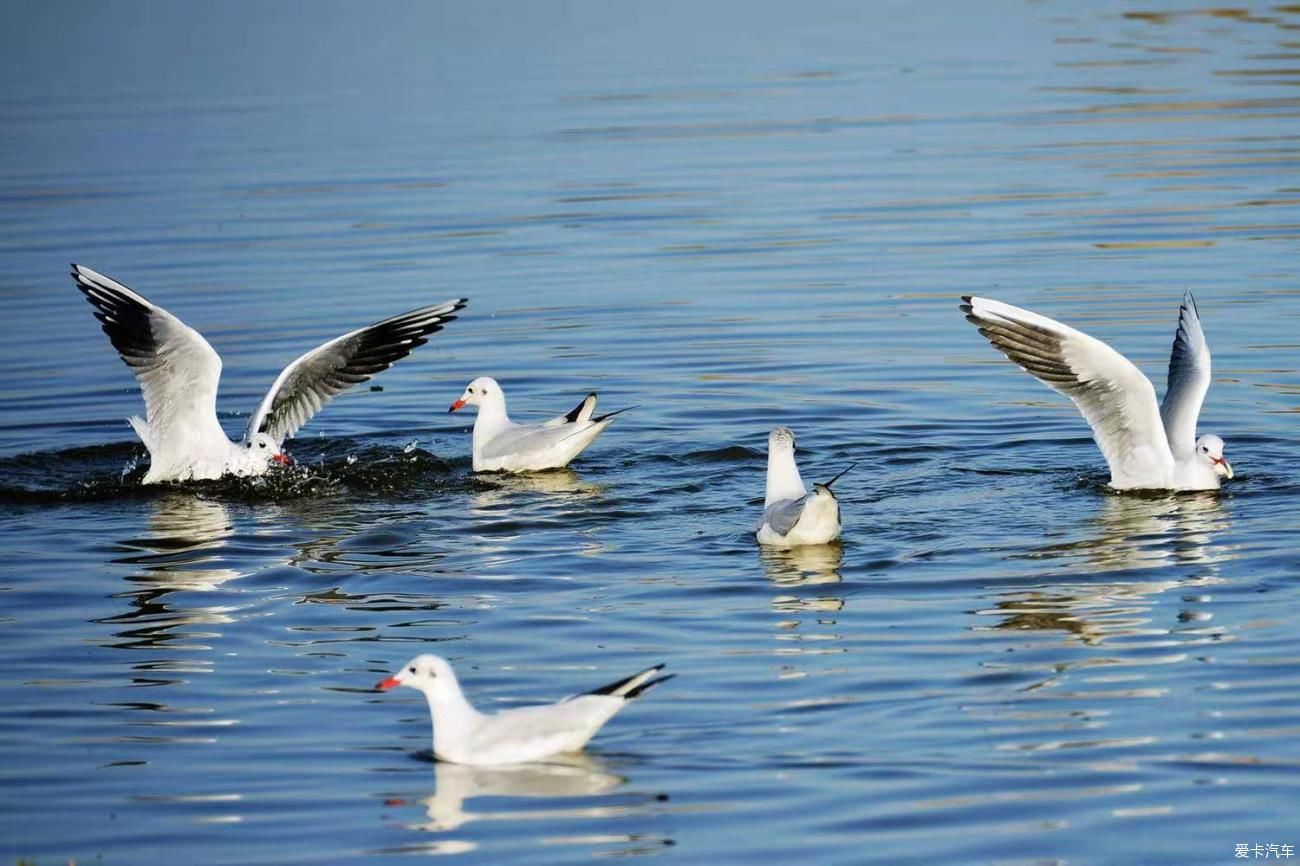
(624, 672, 675, 700)
(595, 404, 637, 423)
(585, 663, 667, 697)
(563, 392, 598, 424)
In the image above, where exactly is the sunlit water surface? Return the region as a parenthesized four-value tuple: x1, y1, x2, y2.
(2, 3, 1299, 864)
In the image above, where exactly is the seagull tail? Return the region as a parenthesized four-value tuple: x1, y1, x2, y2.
(127, 415, 153, 451)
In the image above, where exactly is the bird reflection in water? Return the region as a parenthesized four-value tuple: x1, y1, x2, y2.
(100, 494, 241, 652)
(379, 754, 650, 852)
(977, 493, 1229, 647)
(760, 545, 846, 672)
(469, 468, 605, 514)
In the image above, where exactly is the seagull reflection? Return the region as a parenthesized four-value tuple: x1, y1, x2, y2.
(759, 543, 843, 588)
(403, 754, 626, 833)
(100, 494, 241, 651)
(123, 494, 240, 591)
(1020, 492, 1229, 572)
(469, 468, 605, 513)
(978, 495, 1229, 647)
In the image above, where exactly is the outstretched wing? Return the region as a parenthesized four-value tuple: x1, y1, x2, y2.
(961, 296, 1174, 487)
(72, 264, 227, 448)
(1159, 292, 1211, 456)
(247, 298, 467, 444)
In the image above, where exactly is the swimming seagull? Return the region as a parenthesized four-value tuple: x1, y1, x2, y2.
(375, 654, 673, 766)
(756, 426, 851, 547)
(73, 264, 466, 483)
(448, 376, 631, 472)
(961, 294, 1233, 491)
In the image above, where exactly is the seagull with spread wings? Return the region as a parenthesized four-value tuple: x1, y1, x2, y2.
(74, 264, 466, 483)
(961, 293, 1232, 491)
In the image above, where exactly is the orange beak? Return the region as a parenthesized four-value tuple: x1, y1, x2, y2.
(272, 453, 292, 465)
(375, 676, 401, 691)
(448, 399, 466, 413)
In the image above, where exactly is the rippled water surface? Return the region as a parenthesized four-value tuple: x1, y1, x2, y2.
(3, 3, 1299, 864)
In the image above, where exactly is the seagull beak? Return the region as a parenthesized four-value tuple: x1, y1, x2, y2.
(272, 453, 292, 465)
(448, 399, 466, 413)
(375, 675, 402, 691)
(1213, 456, 1233, 479)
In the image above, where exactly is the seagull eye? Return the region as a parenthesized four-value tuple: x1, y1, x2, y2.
(409, 666, 417, 674)
(258, 441, 266, 449)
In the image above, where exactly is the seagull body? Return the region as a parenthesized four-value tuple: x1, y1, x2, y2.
(756, 427, 847, 548)
(448, 377, 628, 472)
(376, 654, 672, 766)
(961, 294, 1232, 491)
(74, 264, 465, 483)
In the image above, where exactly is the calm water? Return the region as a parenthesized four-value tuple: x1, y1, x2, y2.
(2, 3, 1299, 864)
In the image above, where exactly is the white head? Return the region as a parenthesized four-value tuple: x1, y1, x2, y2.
(1196, 434, 1233, 480)
(376, 654, 460, 700)
(769, 426, 796, 455)
(448, 377, 502, 414)
(244, 432, 290, 469)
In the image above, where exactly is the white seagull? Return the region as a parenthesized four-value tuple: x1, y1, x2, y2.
(961, 294, 1233, 491)
(756, 427, 851, 548)
(375, 654, 673, 766)
(448, 376, 630, 472)
(74, 264, 466, 484)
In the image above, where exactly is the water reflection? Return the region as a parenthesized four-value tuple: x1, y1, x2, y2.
(469, 469, 606, 513)
(1018, 493, 1230, 573)
(99, 495, 240, 653)
(403, 755, 626, 834)
(761, 545, 846, 668)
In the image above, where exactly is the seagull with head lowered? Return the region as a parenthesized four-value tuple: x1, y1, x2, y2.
(73, 264, 466, 484)
(961, 293, 1233, 491)
(375, 654, 673, 766)
(756, 426, 851, 548)
(448, 376, 630, 472)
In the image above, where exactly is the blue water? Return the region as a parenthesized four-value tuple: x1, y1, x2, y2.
(2, 2, 1299, 864)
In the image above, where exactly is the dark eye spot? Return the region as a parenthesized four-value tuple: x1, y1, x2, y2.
(259, 441, 266, 449)
(408, 666, 416, 674)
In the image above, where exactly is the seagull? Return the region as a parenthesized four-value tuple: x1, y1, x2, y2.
(756, 427, 852, 548)
(73, 264, 466, 483)
(448, 376, 631, 472)
(961, 294, 1233, 491)
(375, 654, 673, 766)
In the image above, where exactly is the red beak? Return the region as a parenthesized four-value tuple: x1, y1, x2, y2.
(448, 399, 466, 413)
(272, 453, 292, 465)
(375, 676, 401, 691)
(1211, 457, 1225, 466)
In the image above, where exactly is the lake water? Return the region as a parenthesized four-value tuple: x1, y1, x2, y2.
(2, 2, 1299, 864)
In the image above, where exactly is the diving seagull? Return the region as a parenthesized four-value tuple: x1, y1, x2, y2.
(961, 293, 1233, 491)
(74, 264, 466, 483)
(756, 426, 851, 547)
(375, 654, 673, 766)
(448, 376, 631, 472)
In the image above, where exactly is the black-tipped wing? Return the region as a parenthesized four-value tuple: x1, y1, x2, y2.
(546, 392, 597, 427)
(581, 664, 667, 698)
(246, 298, 467, 444)
(961, 295, 1174, 487)
(72, 264, 227, 447)
(1159, 293, 1210, 456)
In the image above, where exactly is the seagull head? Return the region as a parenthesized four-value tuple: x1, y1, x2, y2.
(246, 432, 291, 467)
(768, 426, 796, 454)
(376, 654, 457, 696)
(448, 376, 500, 413)
(1196, 434, 1233, 480)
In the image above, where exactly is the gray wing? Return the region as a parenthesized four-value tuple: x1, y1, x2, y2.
(763, 496, 808, 536)
(246, 298, 466, 444)
(72, 264, 228, 447)
(1159, 293, 1210, 456)
(961, 296, 1174, 487)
